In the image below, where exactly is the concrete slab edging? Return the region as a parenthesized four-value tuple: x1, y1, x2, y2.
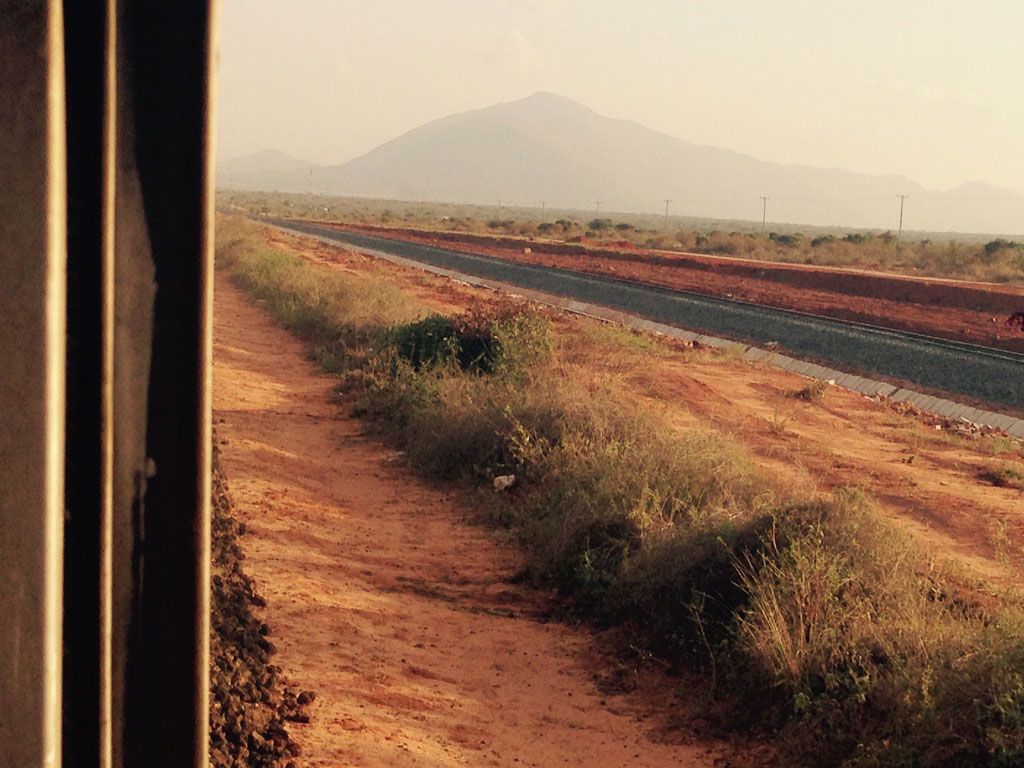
(284, 225, 1024, 441)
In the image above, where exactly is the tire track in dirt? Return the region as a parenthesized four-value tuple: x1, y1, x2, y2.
(212, 271, 765, 767)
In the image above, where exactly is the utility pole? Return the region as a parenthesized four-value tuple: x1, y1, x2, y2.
(897, 194, 906, 243)
(761, 196, 768, 236)
(594, 201, 602, 215)
(541, 201, 546, 223)
(663, 199, 672, 231)
(498, 200, 502, 211)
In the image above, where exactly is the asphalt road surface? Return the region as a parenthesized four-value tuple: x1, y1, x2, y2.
(270, 219, 1024, 411)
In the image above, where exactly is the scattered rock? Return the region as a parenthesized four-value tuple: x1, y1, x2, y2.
(210, 442, 315, 767)
(493, 474, 516, 491)
(869, 395, 1019, 441)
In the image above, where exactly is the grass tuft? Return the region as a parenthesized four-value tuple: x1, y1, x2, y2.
(981, 462, 1024, 490)
(792, 379, 831, 403)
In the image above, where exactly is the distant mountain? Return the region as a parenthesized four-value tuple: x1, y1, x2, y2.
(218, 93, 1023, 235)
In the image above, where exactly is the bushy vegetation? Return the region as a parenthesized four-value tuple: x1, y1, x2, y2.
(220, 191, 1024, 283)
(218, 216, 1024, 767)
(387, 306, 553, 377)
(981, 462, 1024, 490)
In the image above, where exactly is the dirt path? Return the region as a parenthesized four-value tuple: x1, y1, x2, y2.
(213, 272, 762, 767)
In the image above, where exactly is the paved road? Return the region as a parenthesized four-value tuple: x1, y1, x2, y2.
(271, 219, 1024, 410)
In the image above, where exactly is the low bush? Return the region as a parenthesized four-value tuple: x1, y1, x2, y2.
(388, 314, 460, 369)
(979, 435, 1023, 457)
(738, 491, 1024, 766)
(981, 462, 1024, 490)
(388, 305, 553, 377)
(792, 379, 830, 402)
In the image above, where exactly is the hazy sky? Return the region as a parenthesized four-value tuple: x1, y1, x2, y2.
(217, 0, 1024, 193)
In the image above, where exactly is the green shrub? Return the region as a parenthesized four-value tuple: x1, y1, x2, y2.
(388, 314, 460, 369)
(389, 306, 552, 378)
(981, 462, 1024, 490)
(488, 311, 554, 378)
(769, 232, 803, 247)
(980, 435, 1022, 457)
(985, 238, 1022, 255)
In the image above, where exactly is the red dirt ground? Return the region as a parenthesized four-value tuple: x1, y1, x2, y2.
(319, 222, 1024, 354)
(214, 271, 773, 767)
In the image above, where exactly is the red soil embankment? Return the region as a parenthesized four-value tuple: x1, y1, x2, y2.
(321, 222, 1024, 354)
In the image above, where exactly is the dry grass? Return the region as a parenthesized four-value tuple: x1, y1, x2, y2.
(218, 214, 1024, 768)
(791, 379, 831, 403)
(981, 461, 1024, 490)
(221, 191, 1024, 284)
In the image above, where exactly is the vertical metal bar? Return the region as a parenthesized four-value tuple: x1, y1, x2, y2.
(45, 4, 67, 764)
(97, 0, 117, 761)
(62, 0, 117, 764)
(119, 2, 217, 765)
(197, 2, 222, 758)
(0, 1, 67, 766)
(6, 2, 218, 765)
(99, 0, 117, 758)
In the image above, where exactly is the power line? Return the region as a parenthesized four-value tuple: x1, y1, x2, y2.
(903, 194, 1024, 202)
(472, 193, 1023, 233)
(771, 194, 895, 203)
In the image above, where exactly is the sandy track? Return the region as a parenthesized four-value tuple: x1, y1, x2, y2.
(212, 272, 759, 767)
